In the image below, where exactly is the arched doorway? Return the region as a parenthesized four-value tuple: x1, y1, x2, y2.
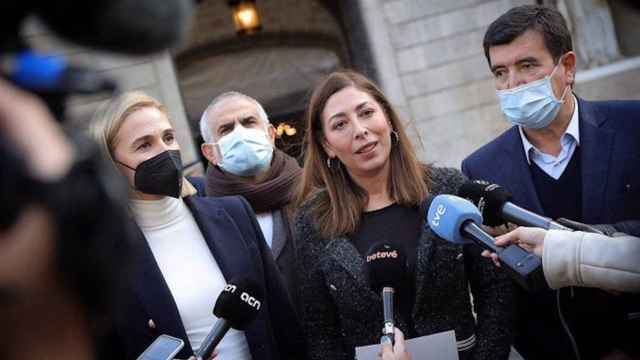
(175, 0, 373, 163)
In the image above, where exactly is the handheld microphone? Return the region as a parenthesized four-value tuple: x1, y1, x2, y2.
(365, 243, 405, 345)
(3, 52, 117, 94)
(196, 277, 264, 360)
(427, 194, 546, 292)
(458, 180, 572, 230)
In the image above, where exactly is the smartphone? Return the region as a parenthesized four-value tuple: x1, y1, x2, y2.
(136, 334, 185, 360)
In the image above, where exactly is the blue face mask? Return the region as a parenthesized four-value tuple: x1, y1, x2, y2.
(214, 125, 274, 177)
(497, 64, 569, 129)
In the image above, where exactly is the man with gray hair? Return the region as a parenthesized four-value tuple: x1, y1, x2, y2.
(198, 91, 302, 308)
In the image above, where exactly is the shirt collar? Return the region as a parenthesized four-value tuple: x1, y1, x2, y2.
(519, 94, 580, 164)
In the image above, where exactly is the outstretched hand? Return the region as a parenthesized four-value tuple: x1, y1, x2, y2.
(481, 227, 547, 267)
(379, 328, 411, 360)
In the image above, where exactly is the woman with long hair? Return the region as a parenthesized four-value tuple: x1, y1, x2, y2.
(295, 70, 514, 360)
(89, 91, 305, 360)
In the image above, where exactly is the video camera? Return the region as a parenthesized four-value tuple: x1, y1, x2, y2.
(0, 0, 193, 119)
(0, 0, 194, 327)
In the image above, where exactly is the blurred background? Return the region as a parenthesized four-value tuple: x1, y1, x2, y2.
(24, 0, 640, 171)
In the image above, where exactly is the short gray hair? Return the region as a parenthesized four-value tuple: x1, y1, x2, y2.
(199, 91, 269, 143)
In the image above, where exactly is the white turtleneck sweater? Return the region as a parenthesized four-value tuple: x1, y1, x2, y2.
(129, 197, 251, 360)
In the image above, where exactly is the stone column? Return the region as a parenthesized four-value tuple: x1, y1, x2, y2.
(355, 0, 423, 152)
(556, 0, 621, 69)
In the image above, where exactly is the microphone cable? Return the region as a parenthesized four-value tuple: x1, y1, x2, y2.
(557, 288, 581, 360)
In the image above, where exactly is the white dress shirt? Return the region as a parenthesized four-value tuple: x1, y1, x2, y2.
(519, 95, 580, 180)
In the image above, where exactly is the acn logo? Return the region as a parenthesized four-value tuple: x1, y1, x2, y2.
(241, 292, 261, 310)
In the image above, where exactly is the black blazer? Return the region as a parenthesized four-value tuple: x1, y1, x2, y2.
(462, 97, 640, 224)
(108, 195, 306, 360)
(188, 175, 300, 312)
(461, 97, 640, 359)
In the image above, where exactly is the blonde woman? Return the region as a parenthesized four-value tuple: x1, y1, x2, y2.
(295, 71, 514, 360)
(90, 91, 305, 360)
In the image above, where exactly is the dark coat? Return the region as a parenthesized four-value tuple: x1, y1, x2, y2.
(294, 167, 515, 360)
(461, 97, 640, 359)
(107, 195, 306, 360)
(188, 175, 300, 312)
(461, 97, 640, 224)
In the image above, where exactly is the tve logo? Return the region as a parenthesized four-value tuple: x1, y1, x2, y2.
(241, 292, 261, 310)
(430, 204, 446, 227)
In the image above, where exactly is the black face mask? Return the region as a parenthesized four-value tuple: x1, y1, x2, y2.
(118, 150, 183, 198)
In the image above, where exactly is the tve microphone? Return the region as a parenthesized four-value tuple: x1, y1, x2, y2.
(365, 243, 405, 345)
(196, 277, 264, 360)
(427, 194, 546, 292)
(458, 180, 572, 230)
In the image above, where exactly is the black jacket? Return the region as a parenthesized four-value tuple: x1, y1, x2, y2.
(462, 97, 640, 359)
(188, 175, 300, 313)
(294, 167, 515, 360)
(106, 195, 306, 360)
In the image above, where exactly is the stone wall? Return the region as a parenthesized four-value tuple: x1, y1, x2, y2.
(359, 0, 640, 169)
(359, 0, 533, 167)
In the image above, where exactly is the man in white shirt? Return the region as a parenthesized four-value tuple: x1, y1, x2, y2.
(461, 5, 640, 359)
(196, 92, 301, 308)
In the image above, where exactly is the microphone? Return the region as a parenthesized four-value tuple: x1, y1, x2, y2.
(31, 0, 194, 55)
(3, 52, 117, 94)
(365, 243, 405, 345)
(458, 180, 572, 230)
(427, 194, 547, 292)
(196, 277, 264, 360)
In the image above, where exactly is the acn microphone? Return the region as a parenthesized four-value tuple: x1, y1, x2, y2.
(365, 242, 405, 345)
(427, 194, 547, 292)
(458, 180, 572, 230)
(196, 277, 264, 360)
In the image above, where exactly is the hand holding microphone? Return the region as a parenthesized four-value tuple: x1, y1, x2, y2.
(427, 194, 547, 292)
(365, 243, 406, 346)
(196, 277, 264, 360)
(495, 227, 547, 256)
(379, 328, 411, 360)
(481, 227, 548, 267)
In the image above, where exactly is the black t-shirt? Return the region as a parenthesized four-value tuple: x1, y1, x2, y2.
(352, 203, 422, 337)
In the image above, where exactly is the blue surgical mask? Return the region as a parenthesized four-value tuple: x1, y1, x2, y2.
(213, 125, 274, 177)
(497, 64, 570, 129)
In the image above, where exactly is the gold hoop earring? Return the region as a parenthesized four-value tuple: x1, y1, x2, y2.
(391, 130, 399, 145)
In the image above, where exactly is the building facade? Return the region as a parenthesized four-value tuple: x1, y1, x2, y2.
(31, 0, 640, 171)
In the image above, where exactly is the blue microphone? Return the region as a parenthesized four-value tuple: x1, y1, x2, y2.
(3, 52, 116, 94)
(427, 195, 546, 292)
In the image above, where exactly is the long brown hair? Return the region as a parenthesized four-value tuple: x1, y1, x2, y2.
(297, 70, 430, 239)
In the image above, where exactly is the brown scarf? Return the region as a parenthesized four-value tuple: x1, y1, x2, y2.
(205, 149, 301, 213)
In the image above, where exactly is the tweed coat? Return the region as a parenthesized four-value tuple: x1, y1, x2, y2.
(294, 167, 515, 360)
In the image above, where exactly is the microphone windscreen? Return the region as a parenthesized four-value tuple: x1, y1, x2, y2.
(365, 243, 405, 293)
(427, 194, 482, 244)
(213, 277, 264, 330)
(458, 180, 512, 226)
(34, 0, 194, 54)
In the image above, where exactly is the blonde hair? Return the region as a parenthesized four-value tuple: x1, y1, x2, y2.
(296, 70, 430, 239)
(89, 91, 196, 197)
